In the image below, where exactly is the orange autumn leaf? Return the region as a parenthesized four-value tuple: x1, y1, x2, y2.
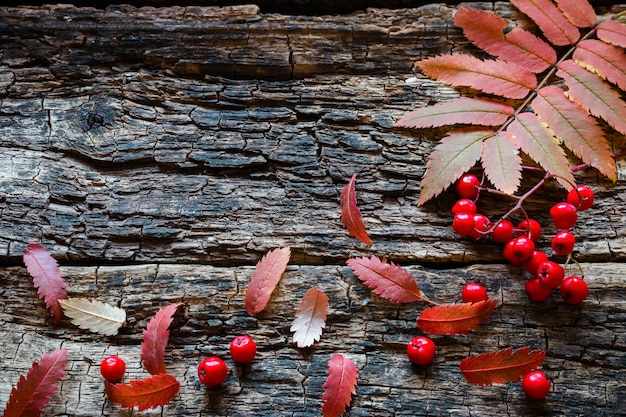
(460, 346, 546, 385)
(290, 287, 329, 348)
(322, 353, 358, 417)
(340, 174, 372, 245)
(245, 247, 291, 316)
(417, 299, 497, 335)
(104, 374, 180, 411)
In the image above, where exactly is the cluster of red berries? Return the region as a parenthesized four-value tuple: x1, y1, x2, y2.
(451, 174, 592, 305)
(99, 334, 257, 387)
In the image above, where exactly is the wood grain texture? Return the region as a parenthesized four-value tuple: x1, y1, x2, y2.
(1, 3, 625, 416)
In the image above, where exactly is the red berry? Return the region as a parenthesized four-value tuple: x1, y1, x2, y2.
(517, 219, 542, 241)
(230, 335, 257, 364)
(451, 199, 477, 215)
(491, 219, 514, 244)
(407, 336, 436, 366)
(100, 355, 126, 383)
(550, 202, 578, 229)
(524, 251, 549, 275)
(503, 236, 535, 266)
(560, 276, 589, 304)
(525, 277, 552, 302)
(462, 282, 488, 303)
(522, 370, 551, 400)
(452, 212, 475, 236)
(198, 356, 228, 387)
(536, 261, 565, 289)
(567, 185, 594, 211)
(551, 231, 576, 255)
(455, 174, 480, 199)
(469, 214, 491, 240)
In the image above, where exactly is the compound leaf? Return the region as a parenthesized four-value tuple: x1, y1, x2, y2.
(460, 346, 546, 385)
(596, 19, 626, 48)
(417, 299, 498, 335)
(291, 287, 329, 348)
(340, 174, 372, 245)
(510, 0, 580, 45)
(573, 39, 626, 91)
(322, 353, 358, 417)
(245, 247, 291, 316)
(481, 133, 522, 195)
(1, 349, 67, 417)
(104, 374, 180, 412)
(141, 303, 182, 375)
(59, 298, 126, 336)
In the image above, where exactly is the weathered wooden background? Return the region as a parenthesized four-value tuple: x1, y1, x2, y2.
(1, 2, 625, 416)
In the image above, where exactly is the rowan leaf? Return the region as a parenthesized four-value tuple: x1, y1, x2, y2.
(459, 346, 546, 385)
(416, 53, 537, 99)
(417, 299, 498, 335)
(290, 287, 329, 348)
(554, 0, 596, 27)
(1, 349, 67, 417)
(346, 255, 422, 303)
(322, 353, 358, 417)
(573, 39, 626, 91)
(340, 174, 372, 245)
(104, 374, 180, 411)
(454, 8, 556, 73)
(395, 97, 514, 128)
(245, 247, 291, 316)
(417, 128, 491, 206)
(23, 243, 68, 325)
(510, 0, 580, 45)
(596, 19, 626, 48)
(141, 303, 182, 375)
(532, 86, 616, 181)
(506, 112, 575, 190)
(58, 298, 126, 336)
(557, 59, 626, 135)
(481, 133, 522, 195)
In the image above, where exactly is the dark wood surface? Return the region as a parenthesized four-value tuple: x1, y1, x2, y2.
(1, 3, 625, 416)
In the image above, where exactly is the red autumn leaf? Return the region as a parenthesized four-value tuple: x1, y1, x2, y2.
(290, 287, 329, 348)
(2, 349, 67, 417)
(23, 243, 68, 325)
(104, 373, 180, 411)
(141, 303, 182, 375)
(417, 53, 536, 99)
(596, 19, 626, 48)
(574, 39, 626, 92)
(322, 353, 358, 417)
(481, 132, 522, 195)
(340, 174, 372, 245)
(245, 247, 291, 316)
(346, 255, 423, 303)
(416, 299, 498, 335)
(510, 0, 580, 45)
(554, 0, 596, 28)
(460, 346, 546, 385)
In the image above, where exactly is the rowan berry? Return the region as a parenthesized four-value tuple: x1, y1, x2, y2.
(198, 356, 228, 387)
(462, 282, 488, 303)
(100, 355, 126, 383)
(551, 231, 575, 255)
(455, 174, 480, 199)
(536, 261, 565, 289)
(517, 219, 541, 241)
(525, 277, 552, 302)
(452, 212, 475, 236)
(560, 276, 589, 304)
(491, 219, 514, 244)
(230, 335, 257, 364)
(451, 199, 477, 215)
(407, 336, 436, 366)
(522, 370, 551, 400)
(523, 251, 549, 275)
(550, 202, 578, 229)
(469, 214, 491, 240)
(567, 185, 594, 211)
(503, 236, 535, 266)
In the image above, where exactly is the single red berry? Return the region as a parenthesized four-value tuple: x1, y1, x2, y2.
(503, 236, 535, 266)
(567, 185, 594, 211)
(469, 214, 491, 240)
(455, 174, 480, 199)
(461, 282, 488, 303)
(100, 355, 126, 383)
(550, 202, 578, 229)
(551, 231, 576, 255)
(536, 261, 565, 289)
(198, 356, 228, 387)
(230, 335, 257, 364)
(522, 370, 551, 400)
(407, 336, 436, 366)
(524, 251, 549, 275)
(491, 219, 514, 244)
(517, 219, 542, 241)
(451, 199, 477, 215)
(560, 276, 589, 304)
(452, 212, 475, 236)
(525, 277, 552, 302)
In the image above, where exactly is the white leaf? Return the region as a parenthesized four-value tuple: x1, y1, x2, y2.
(59, 298, 126, 336)
(290, 288, 329, 348)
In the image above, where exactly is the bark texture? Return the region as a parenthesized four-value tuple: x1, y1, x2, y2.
(1, 3, 625, 417)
